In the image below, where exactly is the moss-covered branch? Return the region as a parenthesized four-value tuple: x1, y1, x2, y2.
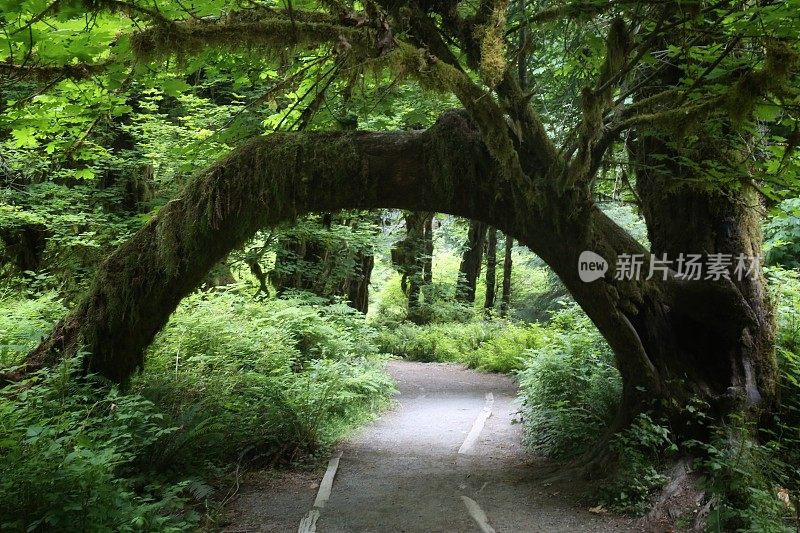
(21, 111, 529, 382)
(0, 62, 108, 81)
(131, 12, 373, 62)
(404, 2, 560, 179)
(563, 17, 631, 189)
(388, 42, 530, 188)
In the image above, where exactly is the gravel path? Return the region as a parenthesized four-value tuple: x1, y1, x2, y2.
(224, 360, 637, 532)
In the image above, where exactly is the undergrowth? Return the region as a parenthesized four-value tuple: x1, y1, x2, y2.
(0, 287, 394, 531)
(517, 305, 622, 459)
(1, 361, 198, 532)
(375, 319, 544, 372)
(3, 263, 800, 530)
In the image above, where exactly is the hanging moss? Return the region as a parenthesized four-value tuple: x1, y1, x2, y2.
(475, 0, 509, 88)
(0, 63, 106, 81)
(131, 16, 370, 62)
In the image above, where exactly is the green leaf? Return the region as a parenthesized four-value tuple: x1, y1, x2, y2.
(12, 127, 38, 148)
(25, 425, 44, 437)
(73, 168, 95, 180)
(162, 78, 192, 97)
(754, 104, 780, 122)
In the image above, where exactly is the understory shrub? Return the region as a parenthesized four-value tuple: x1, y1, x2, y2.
(686, 417, 793, 532)
(371, 274, 476, 325)
(518, 304, 622, 459)
(139, 288, 395, 464)
(0, 291, 65, 367)
(375, 319, 544, 372)
(771, 267, 800, 523)
(0, 362, 198, 532)
(0, 288, 394, 531)
(601, 414, 673, 515)
(515, 304, 673, 515)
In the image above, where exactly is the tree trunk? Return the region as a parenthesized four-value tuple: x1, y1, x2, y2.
(456, 220, 488, 303)
(484, 227, 497, 313)
(19, 110, 777, 445)
(0, 223, 49, 274)
(406, 212, 430, 313)
(246, 257, 270, 296)
(626, 132, 776, 432)
(500, 234, 513, 318)
(423, 215, 433, 286)
(391, 211, 433, 318)
(346, 253, 374, 313)
(616, 54, 777, 432)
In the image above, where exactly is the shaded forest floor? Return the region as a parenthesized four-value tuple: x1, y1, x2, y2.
(221, 361, 637, 532)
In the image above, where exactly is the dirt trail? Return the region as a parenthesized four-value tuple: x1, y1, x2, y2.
(224, 361, 637, 532)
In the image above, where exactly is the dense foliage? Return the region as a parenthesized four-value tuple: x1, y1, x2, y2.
(0, 288, 393, 530)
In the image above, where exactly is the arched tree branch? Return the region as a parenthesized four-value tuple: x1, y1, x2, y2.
(18, 110, 774, 440)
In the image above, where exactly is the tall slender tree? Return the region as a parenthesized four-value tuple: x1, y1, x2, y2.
(500, 235, 513, 318)
(456, 220, 488, 303)
(391, 211, 434, 319)
(485, 227, 498, 313)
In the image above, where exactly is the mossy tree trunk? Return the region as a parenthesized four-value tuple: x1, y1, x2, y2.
(601, 54, 779, 437)
(21, 110, 777, 445)
(391, 210, 433, 320)
(456, 220, 488, 303)
(623, 114, 776, 435)
(500, 234, 513, 318)
(484, 227, 497, 313)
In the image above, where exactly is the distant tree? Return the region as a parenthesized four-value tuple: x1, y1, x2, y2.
(500, 235, 513, 318)
(485, 227, 498, 313)
(456, 220, 488, 303)
(391, 211, 434, 320)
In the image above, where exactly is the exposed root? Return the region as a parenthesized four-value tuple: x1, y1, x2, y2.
(638, 458, 708, 531)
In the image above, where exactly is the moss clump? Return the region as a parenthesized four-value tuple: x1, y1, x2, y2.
(727, 39, 799, 125)
(475, 0, 508, 88)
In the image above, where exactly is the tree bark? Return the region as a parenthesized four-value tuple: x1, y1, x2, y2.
(346, 253, 374, 313)
(617, 51, 777, 433)
(456, 220, 488, 303)
(628, 129, 776, 432)
(391, 211, 433, 318)
(500, 234, 513, 317)
(484, 227, 497, 313)
(423, 215, 433, 286)
(0, 224, 49, 273)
